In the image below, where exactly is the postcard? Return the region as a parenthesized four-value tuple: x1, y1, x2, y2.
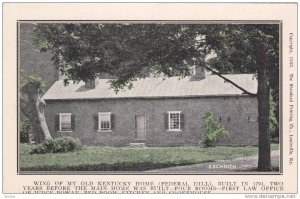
(2, 2, 298, 197)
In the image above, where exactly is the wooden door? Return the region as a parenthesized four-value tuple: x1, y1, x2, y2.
(135, 114, 146, 140)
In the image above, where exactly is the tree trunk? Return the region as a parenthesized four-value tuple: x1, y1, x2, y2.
(36, 93, 52, 141)
(30, 117, 44, 143)
(20, 93, 52, 143)
(256, 42, 271, 171)
(199, 48, 271, 171)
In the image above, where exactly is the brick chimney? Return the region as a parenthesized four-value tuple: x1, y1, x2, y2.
(85, 78, 97, 89)
(193, 66, 205, 80)
(190, 58, 206, 81)
(54, 67, 67, 81)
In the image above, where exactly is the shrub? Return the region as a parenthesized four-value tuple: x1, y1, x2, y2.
(30, 137, 84, 154)
(20, 118, 31, 143)
(202, 110, 229, 147)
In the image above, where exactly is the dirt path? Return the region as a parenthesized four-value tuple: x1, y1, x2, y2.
(146, 150, 280, 173)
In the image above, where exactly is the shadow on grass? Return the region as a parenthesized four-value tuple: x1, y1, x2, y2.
(236, 166, 279, 172)
(20, 160, 214, 171)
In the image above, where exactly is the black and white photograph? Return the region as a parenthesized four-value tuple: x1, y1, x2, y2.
(18, 22, 280, 173)
(2, 2, 297, 196)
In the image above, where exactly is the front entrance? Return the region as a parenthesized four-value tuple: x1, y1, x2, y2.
(135, 114, 146, 140)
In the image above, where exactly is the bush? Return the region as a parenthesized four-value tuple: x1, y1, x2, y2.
(202, 110, 229, 147)
(20, 118, 31, 143)
(30, 137, 84, 154)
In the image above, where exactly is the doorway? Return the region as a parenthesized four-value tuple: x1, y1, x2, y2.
(135, 114, 146, 140)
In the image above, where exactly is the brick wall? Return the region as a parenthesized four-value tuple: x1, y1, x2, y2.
(44, 96, 258, 147)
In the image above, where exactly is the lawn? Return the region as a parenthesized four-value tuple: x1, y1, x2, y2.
(19, 144, 279, 171)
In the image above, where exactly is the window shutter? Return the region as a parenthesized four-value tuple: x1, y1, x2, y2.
(55, 114, 60, 131)
(71, 114, 75, 131)
(111, 114, 115, 130)
(94, 114, 98, 130)
(134, 115, 137, 137)
(164, 112, 169, 130)
(180, 113, 184, 130)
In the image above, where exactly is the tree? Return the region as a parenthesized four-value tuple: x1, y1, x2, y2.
(20, 75, 52, 143)
(202, 110, 229, 147)
(202, 24, 279, 171)
(33, 24, 200, 90)
(33, 23, 279, 170)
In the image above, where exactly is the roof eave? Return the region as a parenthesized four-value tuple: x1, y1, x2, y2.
(43, 93, 257, 101)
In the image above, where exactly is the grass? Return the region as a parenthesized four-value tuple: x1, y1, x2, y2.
(19, 143, 279, 171)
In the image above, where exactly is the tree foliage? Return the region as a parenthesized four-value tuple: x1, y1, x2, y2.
(202, 110, 229, 147)
(20, 75, 45, 95)
(204, 24, 279, 132)
(33, 24, 278, 99)
(33, 23, 202, 91)
(204, 24, 279, 74)
(33, 23, 279, 170)
(20, 117, 31, 143)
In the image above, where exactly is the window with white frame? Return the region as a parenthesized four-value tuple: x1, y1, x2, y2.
(59, 113, 72, 132)
(98, 112, 111, 131)
(168, 111, 181, 130)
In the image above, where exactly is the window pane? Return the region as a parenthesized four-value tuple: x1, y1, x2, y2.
(60, 114, 71, 131)
(99, 113, 111, 130)
(61, 115, 71, 122)
(101, 121, 110, 129)
(169, 113, 180, 130)
(61, 122, 71, 130)
(101, 114, 110, 121)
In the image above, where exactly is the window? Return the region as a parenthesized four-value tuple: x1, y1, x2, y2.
(59, 113, 72, 132)
(98, 112, 112, 131)
(219, 117, 222, 122)
(168, 111, 182, 131)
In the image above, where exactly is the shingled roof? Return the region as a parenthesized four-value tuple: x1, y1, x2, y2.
(42, 74, 257, 100)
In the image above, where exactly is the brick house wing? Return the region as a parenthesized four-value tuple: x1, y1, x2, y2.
(42, 72, 258, 147)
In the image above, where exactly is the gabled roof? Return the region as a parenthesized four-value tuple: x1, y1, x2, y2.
(42, 74, 257, 100)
